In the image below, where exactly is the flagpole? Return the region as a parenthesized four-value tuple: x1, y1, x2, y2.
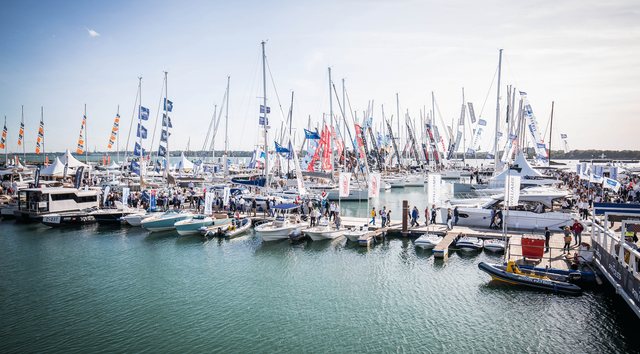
(4, 116, 7, 166)
(224, 75, 230, 178)
(163, 71, 168, 183)
(117, 105, 120, 163)
(261, 41, 269, 189)
(84, 104, 88, 164)
(41, 106, 45, 165)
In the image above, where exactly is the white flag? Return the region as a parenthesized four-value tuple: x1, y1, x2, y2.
(603, 177, 621, 192)
(427, 173, 441, 206)
(338, 172, 352, 198)
(223, 187, 230, 206)
(368, 173, 381, 198)
(122, 187, 130, 206)
(103, 186, 111, 206)
(204, 191, 214, 214)
(504, 175, 521, 207)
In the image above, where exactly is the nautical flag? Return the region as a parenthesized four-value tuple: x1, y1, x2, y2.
(467, 102, 476, 124)
(107, 113, 120, 150)
(139, 106, 150, 120)
(134, 142, 145, 157)
(560, 133, 567, 139)
(35, 117, 44, 154)
(160, 129, 169, 142)
(158, 145, 167, 157)
(304, 129, 320, 140)
(164, 98, 173, 112)
(18, 121, 24, 146)
(259, 116, 268, 126)
(0, 119, 6, 149)
(478, 119, 487, 126)
(130, 160, 141, 176)
(162, 114, 172, 128)
(154, 159, 161, 172)
(274, 141, 290, 154)
(260, 105, 271, 114)
(76, 115, 86, 154)
(604, 177, 621, 192)
(137, 123, 148, 139)
(536, 143, 546, 149)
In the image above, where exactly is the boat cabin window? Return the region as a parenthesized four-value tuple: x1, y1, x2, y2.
(490, 200, 546, 213)
(51, 193, 76, 201)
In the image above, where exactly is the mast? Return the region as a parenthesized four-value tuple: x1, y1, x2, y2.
(84, 103, 88, 163)
(494, 49, 503, 168)
(288, 91, 294, 176)
(41, 106, 45, 164)
(3, 116, 7, 165)
(21, 105, 25, 161)
(123, 77, 141, 169)
(548, 101, 554, 164)
(116, 105, 120, 163)
(328, 67, 334, 178)
(396, 93, 400, 165)
(342, 78, 346, 168)
(461, 87, 466, 164)
(224, 75, 230, 177)
(261, 41, 269, 187)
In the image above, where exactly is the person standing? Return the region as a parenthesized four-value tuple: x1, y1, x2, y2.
(424, 206, 429, 226)
(453, 206, 459, 226)
(563, 226, 572, 254)
(369, 207, 376, 225)
(446, 208, 453, 230)
(310, 207, 317, 227)
(411, 206, 419, 227)
(571, 219, 584, 246)
(544, 227, 551, 253)
(381, 206, 387, 227)
(430, 204, 437, 224)
(251, 198, 257, 217)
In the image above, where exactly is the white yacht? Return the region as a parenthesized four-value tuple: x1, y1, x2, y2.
(14, 187, 100, 222)
(344, 224, 369, 242)
(255, 215, 305, 241)
(303, 218, 345, 241)
(414, 233, 442, 250)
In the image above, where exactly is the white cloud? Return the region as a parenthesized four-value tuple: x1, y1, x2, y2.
(86, 28, 100, 38)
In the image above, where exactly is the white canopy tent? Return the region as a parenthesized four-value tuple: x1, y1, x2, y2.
(40, 157, 66, 177)
(175, 152, 194, 172)
(489, 152, 544, 187)
(62, 149, 89, 169)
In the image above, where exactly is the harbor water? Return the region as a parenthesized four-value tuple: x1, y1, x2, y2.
(2, 188, 640, 353)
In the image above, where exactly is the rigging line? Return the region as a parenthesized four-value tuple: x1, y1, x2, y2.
(477, 64, 499, 118)
(201, 102, 216, 152)
(264, 57, 287, 124)
(148, 74, 166, 159)
(241, 46, 261, 148)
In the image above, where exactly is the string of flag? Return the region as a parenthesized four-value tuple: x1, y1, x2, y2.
(0, 117, 7, 150)
(76, 115, 86, 154)
(107, 113, 120, 150)
(35, 116, 44, 154)
(17, 119, 24, 147)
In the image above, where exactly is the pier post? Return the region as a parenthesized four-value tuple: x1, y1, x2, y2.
(402, 200, 408, 235)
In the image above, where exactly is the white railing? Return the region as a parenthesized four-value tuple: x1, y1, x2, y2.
(592, 217, 640, 279)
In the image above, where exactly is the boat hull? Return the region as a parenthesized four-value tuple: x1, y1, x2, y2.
(141, 215, 192, 232)
(175, 218, 214, 236)
(478, 262, 582, 295)
(41, 213, 96, 227)
(303, 227, 345, 241)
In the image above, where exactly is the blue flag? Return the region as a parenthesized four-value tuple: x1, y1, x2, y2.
(275, 141, 290, 153)
(162, 114, 172, 128)
(164, 98, 173, 112)
(304, 129, 320, 139)
(130, 161, 140, 175)
(134, 142, 145, 157)
(139, 106, 149, 120)
(259, 117, 268, 126)
(260, 105, 271, 114)
(158, 145, 167, 157)
(160, 129, 169, 142)
(137, 124, 148, 139)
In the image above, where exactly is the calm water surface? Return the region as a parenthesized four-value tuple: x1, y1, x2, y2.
(1, 188, 640, 353)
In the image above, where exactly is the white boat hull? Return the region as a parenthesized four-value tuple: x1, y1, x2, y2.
(175, 218, 214, 236)
(303, 227, 345, 241)
(414, 234, 442, 250)
(256, 223, 305, 241)
(455, 208, 573, 231)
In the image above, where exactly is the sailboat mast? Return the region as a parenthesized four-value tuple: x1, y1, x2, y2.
(41, 106, 45, 164)
(116, 105, 120, 163)
(163, 71, 168, 178)
(328, 67, 334, 178)
(21, 105, 25, 161)
(261, 41, 269, 187)
(396, 93, 400, 165)
(224, 75, 230, 177)
(3, 116, 7, 166)
(494, 49, 503, 168)
(548, 101, 554, 164)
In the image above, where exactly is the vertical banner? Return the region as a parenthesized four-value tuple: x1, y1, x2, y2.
(74, 166, 84, 189)
(368, 173, 381, 198)
(504, 175, 521, 207)
(576, 164, 581, 175)
(610, 166, 618, 181)
(204, 191, 214, 214)
(338, 172, 352, 197)
(122, 187, 130, 206)
(103, 186, 111, 206)
(427, 173, 441, 206)
(34, 166, 41, 188)
(223, 187, 230, 207)
(467, 102, 476, 124)
(150, 190, 157, 209)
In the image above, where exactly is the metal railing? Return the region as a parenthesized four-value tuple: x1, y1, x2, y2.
(592, 217, 640, 279)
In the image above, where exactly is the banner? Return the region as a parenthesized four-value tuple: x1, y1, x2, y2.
(467, 102, 476, 124)
(603, 177, 621, 192)
(520, 92, 547, 162)
(34, 166, 41, 188)
(560, 133, 569, 153)
(504, 175, 521, 207)
(122, 187, 130, 206)
(576, 164, 581, 175)
(338, 172, 352, 198)
(223, 187, 230, 207)
(610, 166, 618, 181)
(0, 118, 7, 149)
(150, 190, 156, 209)
(74, 166, 84, 189)
(204, 191, 214, 214)
(368, 173, 381, 198)
(427, 173, 441, 206)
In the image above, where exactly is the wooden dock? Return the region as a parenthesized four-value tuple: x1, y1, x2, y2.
(433, 232, 460, 259)
(506, 232, 592, 270)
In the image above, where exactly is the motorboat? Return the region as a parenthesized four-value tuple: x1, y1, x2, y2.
(14, 187, 100, 223)
(122, 211, 160, 226)
(0, 202, 18, 220)
(414, 233, 442, 250)
(141, 210, 193, 232)
(303, 218, 345, 241)
(40, 210, 97, 227)
(484, 238, 507, 253)
(175, 214, 215, 236)
(255, 215, 305, 241)
(222, 218, 252, 238)
(90, 202, 139, 225)
(450, 187, 576, 231)
(344, 224, 369, 242)
(478, 261, 582, 295)
(456, 236, 484, 251)
(198, 215, 237, 237)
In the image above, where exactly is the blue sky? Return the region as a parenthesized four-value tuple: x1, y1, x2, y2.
(1, 0, 639, 153)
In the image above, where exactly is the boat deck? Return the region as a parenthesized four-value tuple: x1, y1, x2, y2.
(507, 232, 591, 271)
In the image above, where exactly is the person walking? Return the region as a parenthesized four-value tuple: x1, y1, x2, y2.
(386, 210, 392, 227)
(563, 226, 572, 254)
(446, 208, 453, 230)
(310, 207, 317, 227)
(251, 198, 257, 217)
(381, 207, 387, 227)
(411, 206, 419, 227)
(453, 206, 459, 226)
(369, 207, 376, 225)
(544, 227, 551, 253)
